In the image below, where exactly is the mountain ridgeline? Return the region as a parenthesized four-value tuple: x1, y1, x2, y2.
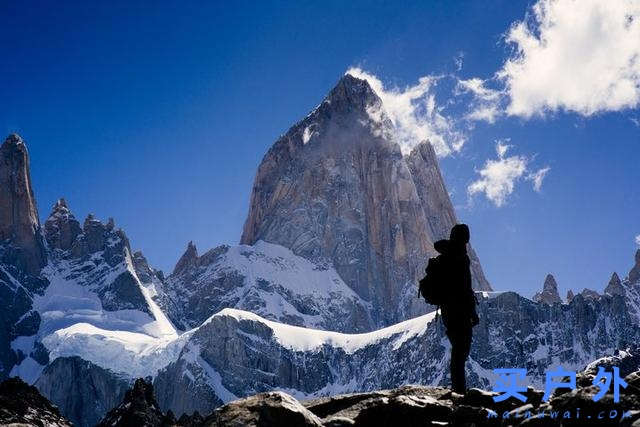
(0, 75, 638, 427)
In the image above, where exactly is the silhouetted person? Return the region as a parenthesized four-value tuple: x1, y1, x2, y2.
(435, 224, 479, 394)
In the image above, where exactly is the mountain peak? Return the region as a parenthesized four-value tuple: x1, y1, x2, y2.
(322, 73, 382, 114)
(605, 272, 625, 296)
(44, 198, 81, 251)
(3, 133, 25, 147)
(566, 289, 575, 302)
(533, 274, 561, 305)
(0, 133, 46, 275)
(172, 241, 198, 276)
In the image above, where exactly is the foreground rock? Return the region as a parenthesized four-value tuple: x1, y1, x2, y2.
(96, 370, 640, 426)
(0, 377, 71, 426)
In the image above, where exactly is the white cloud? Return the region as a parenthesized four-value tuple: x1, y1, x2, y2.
(527, 166, 551, 192)
(468, 142, 528, 207)
(346, 67, 465, 156)
(631, 117, 640, 127)
(456, 78, 503, 124)
(498, 0, 640, 118)
(636, 235, 640, 247)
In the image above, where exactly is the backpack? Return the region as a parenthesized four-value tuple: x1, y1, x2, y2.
(418, 255, 447, 306)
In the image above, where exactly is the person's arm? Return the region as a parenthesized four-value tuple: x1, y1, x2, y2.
(465, 256, 479, 326)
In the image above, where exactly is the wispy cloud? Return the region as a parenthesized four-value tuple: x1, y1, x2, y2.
(497, 0, 640, 118)
(456, 78, 503, 124)
(527, 167, 551, 192)
(636, 235, 640, 247)
(346, 68, 465, 156)
(468, 141, 548, 206)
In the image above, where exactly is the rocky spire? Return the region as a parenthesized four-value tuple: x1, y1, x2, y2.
(566, 289, 575, 302)
(628, 249, 640, 285)
(605, 272, 625, 296)
(533, 274, 562, 305)
(44, 198, 82, 251)
(0, 134, 46, 275)
(173, 241, 198, 276)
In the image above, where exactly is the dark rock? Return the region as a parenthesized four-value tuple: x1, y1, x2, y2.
(0, 377, 71, 426)
(606, 272, 625, 297)
(628, 250, 640, 285)
(44, 198, 82, 251)
(98, 378, 171, 427)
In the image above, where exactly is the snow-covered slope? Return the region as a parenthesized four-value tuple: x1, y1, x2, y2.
(9, 202, 179, 383)
(160, 240, 374, 332)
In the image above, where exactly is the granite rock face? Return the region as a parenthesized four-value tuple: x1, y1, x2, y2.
(160, 240, 374, 332)
(533, 274, 562, 305)
(35, 356, 131, 427)
(627, 250, 640, 285)
(0, 134, 46, 276)
(0, 134, 48, 381)
(240, 74, 490, 328)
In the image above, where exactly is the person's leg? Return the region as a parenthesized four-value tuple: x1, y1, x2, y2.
(448, 327, 472, 393)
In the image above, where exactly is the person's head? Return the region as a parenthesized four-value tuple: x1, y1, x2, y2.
(449, 223, 470, 245)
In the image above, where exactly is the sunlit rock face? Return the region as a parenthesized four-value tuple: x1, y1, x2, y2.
(241, 74, 490, 328)
(0, 134, 46, 276)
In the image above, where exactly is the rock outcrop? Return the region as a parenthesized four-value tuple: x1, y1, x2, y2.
(628, 249, 640, 285)
(580, 288, 601, 299)
(240, 74, 490, 328)
(97, 378, 174, 427)
(44, 198, 82, 252)
(0, 134, 46, 276)
(160, 241, 373, 332)
(0, 377, 72, 426)
(35, 356, 131, 427)
(99, 362, 640, 426)
(606, 272, 625, 297)
(533, 274, 562, 305)
(566, 289, 575, 302)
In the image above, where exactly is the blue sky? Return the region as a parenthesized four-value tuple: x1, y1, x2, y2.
(1, 1, 639, 298)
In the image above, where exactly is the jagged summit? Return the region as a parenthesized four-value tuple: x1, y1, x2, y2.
(605, 272, 625, 296)
(44, 198, 82, 251)
(240, 74, 491, 328)
(566, 289, 575, 302)
(533, 273, 561, 305)
(173, 240, 198, 275)
(323, 73, 382, 112)
(3, 133, 25, 146)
